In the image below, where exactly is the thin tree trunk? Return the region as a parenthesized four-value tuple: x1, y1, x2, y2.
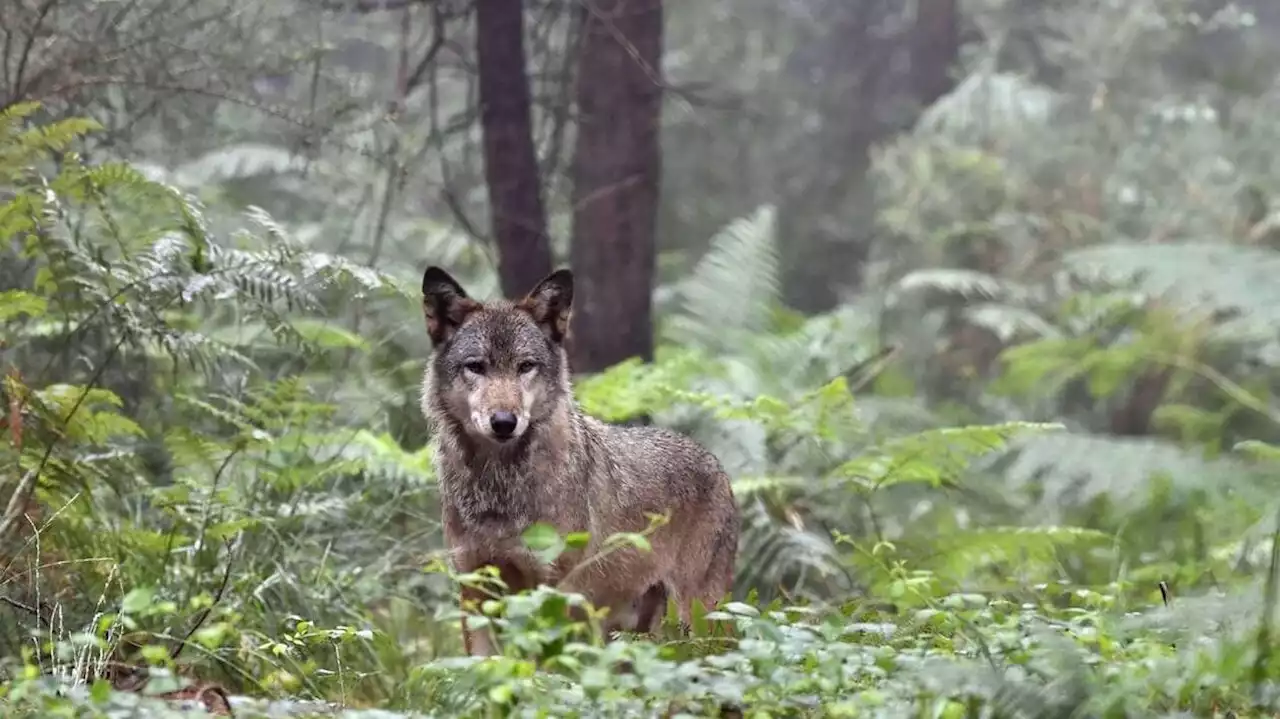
(911, 0, 960, 106)
(475, 0, 553, 298)
(778, 0, 960, 313)
(569, 0, 663, 373)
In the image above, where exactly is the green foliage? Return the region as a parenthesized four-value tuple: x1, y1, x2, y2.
(6, 100, 1280, 719)
(663, 204, 781, 353)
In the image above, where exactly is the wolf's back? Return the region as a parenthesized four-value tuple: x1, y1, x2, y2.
(590, 420, 729, 502)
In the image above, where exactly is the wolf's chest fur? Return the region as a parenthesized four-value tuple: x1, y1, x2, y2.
(435, 424, 590, 542)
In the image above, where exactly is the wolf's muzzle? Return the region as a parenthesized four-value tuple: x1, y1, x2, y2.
(489, 411, 519, 440)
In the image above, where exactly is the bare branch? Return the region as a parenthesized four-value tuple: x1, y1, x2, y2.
(314, 0, 433, 13)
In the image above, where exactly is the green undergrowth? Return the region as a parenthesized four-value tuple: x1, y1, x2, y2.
(5, 106, 1280, 718)
(5, 570, 1280, 717)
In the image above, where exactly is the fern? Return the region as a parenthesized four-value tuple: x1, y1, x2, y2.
(1063, 242, 1280, 346)
(848, 396, 948, 438)
(27, 385, 145, 447)
(332, 430, 436, 485)
(0, 290, 47, 321)
(992, 432, 1255, 515)
(832, 421, 1063, 492)
(171, 143, 310, 188)
(888, 267, 1037, 307)
(735, 497, 849, 602)
(916, 71, 1060, 141)
(7, 166, 405, 383)
(574, 349, 710, 422)
(663, 204, 780, 351)
(922, 525, 1112, 583)
(0, 103, 103, 180)
(963, 303, 1062, 342)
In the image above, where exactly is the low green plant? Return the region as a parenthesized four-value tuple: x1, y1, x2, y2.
(5, 106, 1280, 718)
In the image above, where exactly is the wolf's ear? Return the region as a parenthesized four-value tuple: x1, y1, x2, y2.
(422, 266, 477, 346)
(520, 269, 574, 343)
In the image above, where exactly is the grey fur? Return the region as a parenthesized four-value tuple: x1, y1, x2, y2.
(420, 266, 739, 656)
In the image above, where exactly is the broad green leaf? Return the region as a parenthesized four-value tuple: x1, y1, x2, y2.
(121, 586, 156, 614)
(522, 522, 565, 564)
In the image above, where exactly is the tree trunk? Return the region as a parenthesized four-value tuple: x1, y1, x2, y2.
(911, 0, 960, 106)
(777, 0, 895, 313)
(568, 0, 664, 373)
(475, 0, 553, 298)
(777, 0, 961, 313)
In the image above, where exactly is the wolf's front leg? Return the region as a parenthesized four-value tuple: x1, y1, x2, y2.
(454, 548, 545, 657)
(458, 584, 498, 657)
(555, 548, 661, 639)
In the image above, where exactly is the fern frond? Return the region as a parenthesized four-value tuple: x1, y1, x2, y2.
(664, 205, 780, 350)
(163, 426, 234, 476)
(18, 118, 103, 154)
(297, 250, 408, 297)
(916, 71, 1059, 141)
(0, 100, 42, 126)
(0, 104, 102, 174)
(29, 384, 145, 446)
(888, 268, 1036, 308)
(337, 431, 436, 484)
(735, 497, 849, 602)
(832, 421, 1064, 491)
(849, 396, 947, 437)
(923, 525, 1111, 582)
(140, 327, 256, 374)
(172, 143, 309, 188)
(575, 350, 709, 422)
(203, 243, 316, 310)
(77, 162, 169, 211)
(963, 303, 1062, 342)
(996, 432, 1252, 513)
(0, 290, 48, 321)
(1062, 242, 1280, 343)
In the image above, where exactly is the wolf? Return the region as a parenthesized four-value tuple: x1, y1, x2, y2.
(419, 265, 739, 656)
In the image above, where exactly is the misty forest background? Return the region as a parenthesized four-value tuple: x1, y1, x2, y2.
(5, 0, 1280, 716)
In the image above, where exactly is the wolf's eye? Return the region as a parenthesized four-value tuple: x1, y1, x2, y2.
(517, 361, 538, 375)
(462, 361, 486, 375)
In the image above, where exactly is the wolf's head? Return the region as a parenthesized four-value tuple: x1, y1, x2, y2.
(420, 267, 574, 447)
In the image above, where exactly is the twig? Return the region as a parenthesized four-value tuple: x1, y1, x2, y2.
(1250, 506, 1280, 701)
(0, 594, 46, 626)
(170, 540, 236, 662)
(0, 470, 39, 547)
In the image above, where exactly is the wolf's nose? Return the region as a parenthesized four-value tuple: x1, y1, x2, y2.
(489, 411, 518, 439)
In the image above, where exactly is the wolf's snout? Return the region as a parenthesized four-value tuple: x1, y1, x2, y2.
(489, 411, 519, 440)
